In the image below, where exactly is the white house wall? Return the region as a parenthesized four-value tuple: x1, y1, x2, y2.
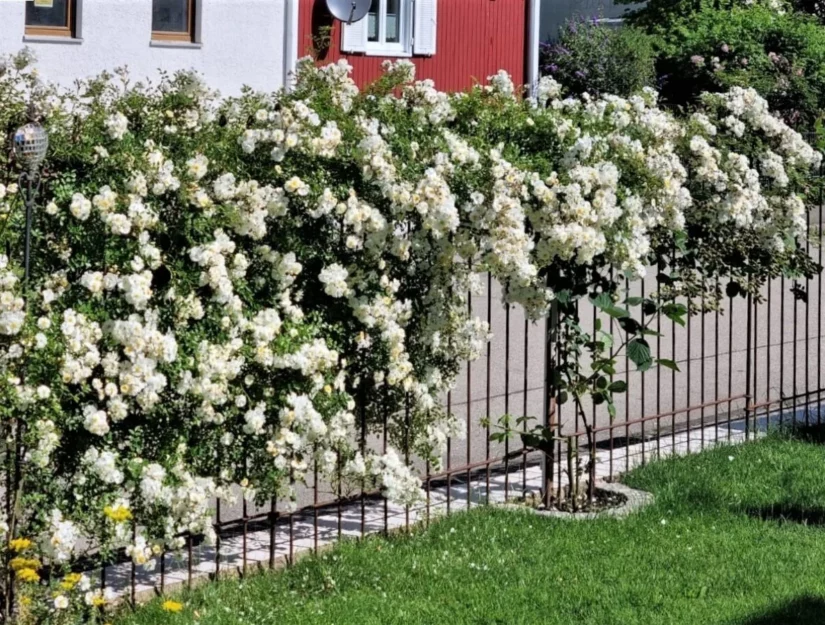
(0, 0, 296, 96)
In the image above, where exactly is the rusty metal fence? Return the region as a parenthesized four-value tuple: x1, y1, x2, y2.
(63, 166, 825, 607)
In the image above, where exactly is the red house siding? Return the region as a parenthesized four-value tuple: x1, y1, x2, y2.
(298, 0, 528, 92)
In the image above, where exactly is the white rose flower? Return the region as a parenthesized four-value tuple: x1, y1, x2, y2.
(187, 154, 209, 180)
(105, 112, 129, 140)
(69, 193, 92, 221)
(83, 405, 110, 436)
(318, 263, 350, 298)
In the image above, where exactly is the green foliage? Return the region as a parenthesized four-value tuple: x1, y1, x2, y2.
(645, 4, 825, 129)
(540, 18, 657, 97)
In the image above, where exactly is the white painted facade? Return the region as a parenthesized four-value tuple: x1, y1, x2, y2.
(0, 0, 300, 96)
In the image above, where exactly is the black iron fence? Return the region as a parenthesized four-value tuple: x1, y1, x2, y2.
(13, 168, 825, 614)
(93, 214, 825, 606)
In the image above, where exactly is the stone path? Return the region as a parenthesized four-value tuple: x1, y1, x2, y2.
(102, 412, 793, 603)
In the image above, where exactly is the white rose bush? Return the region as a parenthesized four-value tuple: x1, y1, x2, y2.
(0, 50, 818, 622)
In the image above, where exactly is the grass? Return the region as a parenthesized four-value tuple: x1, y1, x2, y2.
(117, 431, 825, 624)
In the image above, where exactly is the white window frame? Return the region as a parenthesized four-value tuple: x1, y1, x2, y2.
(342, 0, 436, 58)
(366, 0, 413, 57)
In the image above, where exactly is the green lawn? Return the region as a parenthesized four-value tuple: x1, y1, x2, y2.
(117, 432, 825, 624)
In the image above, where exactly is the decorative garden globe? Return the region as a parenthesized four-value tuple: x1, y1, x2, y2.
(13, 122, 48, 172)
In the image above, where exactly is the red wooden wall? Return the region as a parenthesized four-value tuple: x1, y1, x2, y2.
(298, 0, 528, 92)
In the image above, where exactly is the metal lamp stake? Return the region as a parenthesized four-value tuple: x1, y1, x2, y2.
(14, 120, 48, 282)
(3, 117, 48, 621)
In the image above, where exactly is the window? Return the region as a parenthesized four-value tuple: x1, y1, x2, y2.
(342, 0, 436, 57)
(25, 0, 76, 38)
(152, 0, 195, 42)
(367, 0, 405, 53)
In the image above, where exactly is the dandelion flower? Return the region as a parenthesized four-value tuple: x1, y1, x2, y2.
(162, 600, 184, 613)
(16, 568, 40, 583)
(9, 538, 32, 552)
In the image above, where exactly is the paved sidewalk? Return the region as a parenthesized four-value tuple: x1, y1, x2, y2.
(99, 412, 786, 604)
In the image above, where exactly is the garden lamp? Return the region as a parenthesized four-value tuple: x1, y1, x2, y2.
(13, 121, 48, 173)
(12, 118, 48, 283)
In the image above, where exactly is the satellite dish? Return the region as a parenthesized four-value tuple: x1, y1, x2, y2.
(326, 0, 372, 24)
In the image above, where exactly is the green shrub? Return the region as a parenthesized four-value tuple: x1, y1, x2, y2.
(540, 17, 656, 97)
(648, 5, 825, 129)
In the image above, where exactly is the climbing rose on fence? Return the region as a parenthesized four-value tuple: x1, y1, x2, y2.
(0, 52, 818, 621)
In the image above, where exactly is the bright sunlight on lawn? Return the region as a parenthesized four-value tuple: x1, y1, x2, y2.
(116, 431, 825, 624)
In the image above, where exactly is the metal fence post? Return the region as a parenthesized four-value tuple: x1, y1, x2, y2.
(745, 288, 753, 441)
(542, 299, 559, 508)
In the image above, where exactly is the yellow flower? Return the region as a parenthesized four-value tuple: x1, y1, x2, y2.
(162, 600, 184, 613)
(103, 505, 132, 523)
(20, 597, 31, 607)
(10, 557, 40, 571)
(9, 538, 32, 552)
(16, 568, 40, 583)
(91, 597, 107, 607)
(60, 572, 83, 590)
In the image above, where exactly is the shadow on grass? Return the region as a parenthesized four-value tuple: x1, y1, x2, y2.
(784, 423, 825, 446)
(744, 503, 825, 527)
(738, 595, 825, 624)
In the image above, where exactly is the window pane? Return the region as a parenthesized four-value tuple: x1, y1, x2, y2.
(367, 0, 379, 42)
(386, 0, 400, 43)
(26, 0, 69, 28)
(152, 0, 189, 33)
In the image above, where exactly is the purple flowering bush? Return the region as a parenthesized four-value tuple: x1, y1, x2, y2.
(540, 17, 656, 97)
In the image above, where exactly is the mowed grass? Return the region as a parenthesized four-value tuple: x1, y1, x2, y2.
(117, 431, 825, 625)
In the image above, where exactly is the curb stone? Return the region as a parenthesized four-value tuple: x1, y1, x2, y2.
(501, 482, 654, 520)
